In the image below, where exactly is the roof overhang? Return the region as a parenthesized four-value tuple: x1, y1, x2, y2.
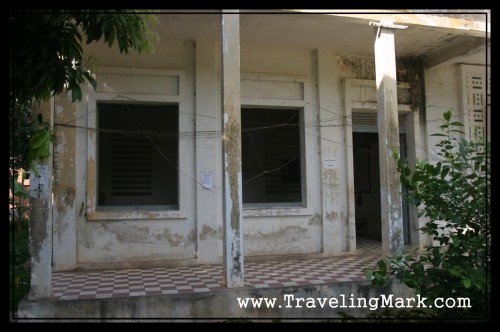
(87, 12, 490, 68)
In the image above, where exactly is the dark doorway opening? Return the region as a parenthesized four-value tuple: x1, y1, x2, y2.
(353, 132, 410, 248)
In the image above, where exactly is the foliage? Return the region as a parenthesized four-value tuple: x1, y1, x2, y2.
(10, 99, 54, 172)
(364, 110, 490, 319)
(10, 10, 158, 170)
(9, 11, 158, 309)
(9, 170, 29, 224)
(10, 218, 30, 314)
(11, 10, 158, 103)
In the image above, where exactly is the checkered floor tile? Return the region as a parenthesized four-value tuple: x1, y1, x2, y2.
(51, 255, 380, 301)
(356, 236, 382, 253)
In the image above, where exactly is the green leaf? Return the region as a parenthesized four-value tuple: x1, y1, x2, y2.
(443, 111, 452, 121)
(462, 278, 472, 289)
(82, 70, 97, 90)
(449, 268, 462, 277)
(71, 86, 82, 103)
(364, 269, 374, 280)
(108, 28, 115, 48)
(377, 259, 387, 273)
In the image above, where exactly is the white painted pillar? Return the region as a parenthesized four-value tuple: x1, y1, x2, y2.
(52, 94, 77, 271)
(221, 12, 244, 287)
(317, 49, 353, 254)
(372, 20, 407, 257)
(195, 40, 223, 263)
(28, 98, 54, 299)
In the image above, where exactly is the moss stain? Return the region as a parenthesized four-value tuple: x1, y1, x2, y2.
(308, 213, 321, 226)
(200, 225, 223, 241)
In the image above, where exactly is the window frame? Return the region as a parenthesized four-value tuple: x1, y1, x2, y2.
(86, 68, 188, 221)
(240, 73, 314, 218)
(241, 106, 304, 207)
(96, 100, 180, 210)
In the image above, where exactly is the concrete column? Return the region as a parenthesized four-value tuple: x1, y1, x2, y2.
(195, 39, 223, 263)
(221, 12, 244, 287)
(317, 49, 353, 254)
(52, 94, 78, 271)
(28, 98, 54, 299)
(372, 20, 406, 257)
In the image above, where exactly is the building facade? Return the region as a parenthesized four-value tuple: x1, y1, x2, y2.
(28, 11, 490, 298)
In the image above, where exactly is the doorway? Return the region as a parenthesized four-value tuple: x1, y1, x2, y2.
(353, 131, 411, 249)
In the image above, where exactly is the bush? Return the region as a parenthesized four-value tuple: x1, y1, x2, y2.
(365, 111, 490, 319)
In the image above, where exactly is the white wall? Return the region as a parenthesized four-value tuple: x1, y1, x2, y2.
(73, 40, 198, 266)
(424, 64, 461, 163)
(54, 37, 440, 269)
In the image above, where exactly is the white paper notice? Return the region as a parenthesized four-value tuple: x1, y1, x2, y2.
(201, 171, 214, 189)
(323, 159, 335, 169)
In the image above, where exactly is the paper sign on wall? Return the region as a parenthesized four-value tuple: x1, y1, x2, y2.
(201, 171, 214, 189)
(323, 159, 335, 169)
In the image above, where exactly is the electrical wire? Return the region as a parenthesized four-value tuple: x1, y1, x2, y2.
(51, 94, 487, 190)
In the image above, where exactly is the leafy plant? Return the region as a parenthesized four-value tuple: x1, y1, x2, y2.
(365, 110, 490, 319)
(11, 10, 158, 103)
(10, 10, 158, 171)
(9, 11, 159, 311)
(9, 169, 30, 315)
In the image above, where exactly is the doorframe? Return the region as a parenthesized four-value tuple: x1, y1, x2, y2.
(343, 79, 426, 251)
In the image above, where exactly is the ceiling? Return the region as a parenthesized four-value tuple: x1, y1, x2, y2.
(153, 14, 486, 62)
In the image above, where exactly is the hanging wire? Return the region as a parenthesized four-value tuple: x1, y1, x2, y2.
(63, 93, 480, 127)
(122, 103, 223, 190)
(243, 154, 300, 184)
(51, 93, 484, 190)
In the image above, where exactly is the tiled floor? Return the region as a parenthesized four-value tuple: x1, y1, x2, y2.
(51, 255, 380, 301)
(356, 236, 382, 254)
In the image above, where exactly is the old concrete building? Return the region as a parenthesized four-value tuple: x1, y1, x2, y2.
(21, 10, 489, 318)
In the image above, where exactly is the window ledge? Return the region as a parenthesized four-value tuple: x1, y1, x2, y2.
(87, 210, 187, 221)
(243, 206, 313, 218)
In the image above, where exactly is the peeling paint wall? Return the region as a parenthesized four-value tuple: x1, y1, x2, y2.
(195, 40, 223, 264)
(315, 49, 352, 254)
(73, 40, 198, 266)
(66, 40, 327, 266)
(50, 21, 467, 270)
(240, 45, 322, 256)
(52, 94, 78, 270)
(336, 55, 424, 109)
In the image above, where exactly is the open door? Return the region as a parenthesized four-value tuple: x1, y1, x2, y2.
(352, 113, 411, 250)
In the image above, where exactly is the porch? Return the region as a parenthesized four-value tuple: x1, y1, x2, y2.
(51, 251, 380, 301)
(19, 249, 420, 319)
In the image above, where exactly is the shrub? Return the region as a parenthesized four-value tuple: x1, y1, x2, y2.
(365, 111, 490, 319)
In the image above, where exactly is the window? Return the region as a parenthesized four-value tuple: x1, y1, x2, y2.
(241, 108, 302, 205)
(97, 102, 178, 209)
